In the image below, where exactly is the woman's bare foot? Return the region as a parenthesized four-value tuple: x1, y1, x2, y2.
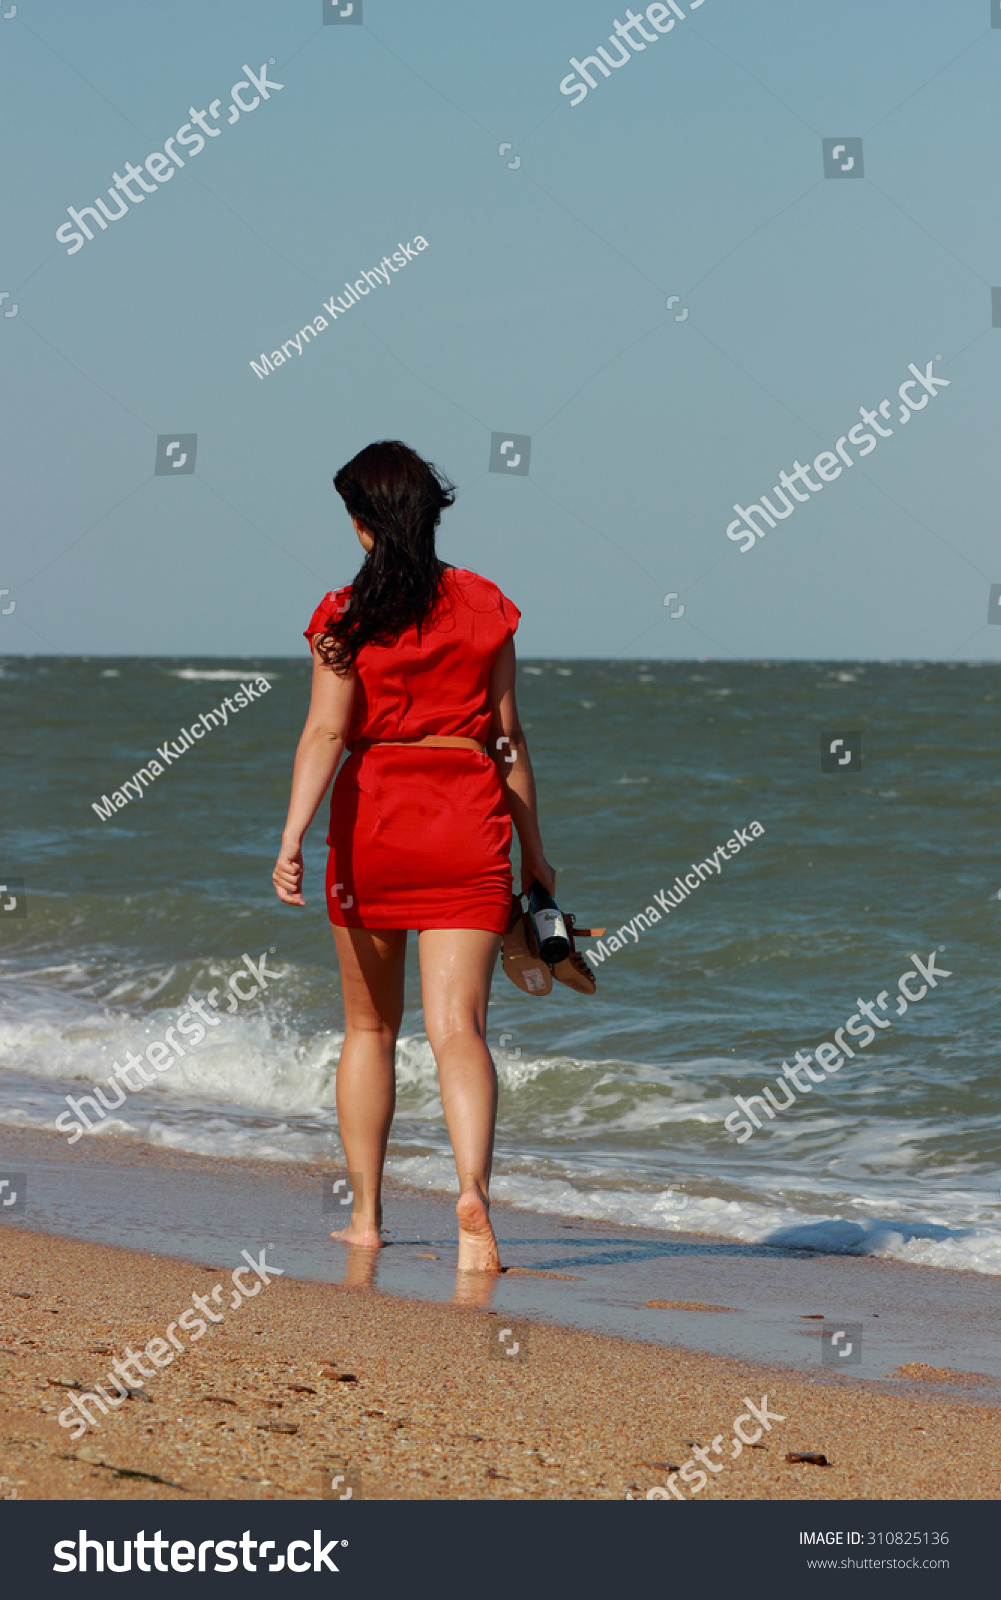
(330, 1220, 383, 1249)
(456, 1188, 501, 1273)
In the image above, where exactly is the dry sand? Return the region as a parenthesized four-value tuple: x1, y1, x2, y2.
(1, 1228, 997, 1501)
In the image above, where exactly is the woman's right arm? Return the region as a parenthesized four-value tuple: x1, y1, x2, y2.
(487, 637, 556, 897)
(272, 645, 356, 906)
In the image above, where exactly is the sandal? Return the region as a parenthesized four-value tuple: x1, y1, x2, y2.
(551, 914, 605, 995)
(501, 898, 605, 996)
(500, 895, 553, 994)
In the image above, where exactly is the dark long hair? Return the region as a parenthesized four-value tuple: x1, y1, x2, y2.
(317, 440, 455, 671)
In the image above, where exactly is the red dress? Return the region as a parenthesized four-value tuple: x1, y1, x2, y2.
(304, 568, 520, 932)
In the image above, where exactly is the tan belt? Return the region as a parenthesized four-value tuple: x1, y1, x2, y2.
(352, 734, 486, 755)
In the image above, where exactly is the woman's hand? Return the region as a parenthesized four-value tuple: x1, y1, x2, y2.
(520, 852, 556, 897)
(273, 841, 305, 906)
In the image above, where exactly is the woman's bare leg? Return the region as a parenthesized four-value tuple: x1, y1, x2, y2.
(330, 924, 407, 1248)
(418, 928, 503, 1272)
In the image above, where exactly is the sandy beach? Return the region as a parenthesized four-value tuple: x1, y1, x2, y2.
(2, 1171, 999, 1500)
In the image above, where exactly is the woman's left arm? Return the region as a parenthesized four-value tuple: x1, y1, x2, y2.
(487, 636, 556, 896)
(272, 645, 356, 906)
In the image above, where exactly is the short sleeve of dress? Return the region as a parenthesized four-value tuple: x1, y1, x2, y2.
(498, 588, 521, 643)
(304, 588, 350, 651)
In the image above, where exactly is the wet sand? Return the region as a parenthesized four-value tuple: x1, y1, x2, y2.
(2, 1126, 1000, 1390)
(2, 1225, 1000, 1502)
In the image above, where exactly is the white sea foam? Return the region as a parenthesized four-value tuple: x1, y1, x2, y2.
(167, 668, 279, 680)
(386, 1156, 1001, 1276)
(4, 991, 1001, 1277)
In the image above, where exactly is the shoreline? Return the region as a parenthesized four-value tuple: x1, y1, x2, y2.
(2, 1124, 1000, 1398)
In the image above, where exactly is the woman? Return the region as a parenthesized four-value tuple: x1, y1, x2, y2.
(272, 440, 555, 1273)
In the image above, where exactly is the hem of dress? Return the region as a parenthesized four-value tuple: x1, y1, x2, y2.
(328, 915, 508, 934)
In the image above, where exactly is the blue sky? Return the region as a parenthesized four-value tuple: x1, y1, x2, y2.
(2, 0, 999, 659)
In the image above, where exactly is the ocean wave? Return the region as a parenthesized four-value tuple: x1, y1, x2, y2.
(387, 1156, 1001, 1276)
(3, 965, 1001, 1277)
(3, 1089, 999, 1275)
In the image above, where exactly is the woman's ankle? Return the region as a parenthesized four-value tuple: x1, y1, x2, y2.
(456, 1187, 492, 1226)
(353, 1207, 381, 1232)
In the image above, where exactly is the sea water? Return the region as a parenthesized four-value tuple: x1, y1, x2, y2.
(1, 657, 999, 1274)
